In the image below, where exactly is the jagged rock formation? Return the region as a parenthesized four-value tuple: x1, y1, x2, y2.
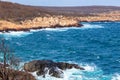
(24, 60, 84, 78)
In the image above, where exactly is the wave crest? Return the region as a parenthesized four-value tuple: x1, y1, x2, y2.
(30, 63, 120, 80)
(0, 23, 104, 39)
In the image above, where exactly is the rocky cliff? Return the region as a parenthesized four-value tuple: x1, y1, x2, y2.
(0, 15, 82, 32)
(0, 1, 120, 32)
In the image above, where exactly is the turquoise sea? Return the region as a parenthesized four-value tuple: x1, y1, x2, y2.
(0, 22, 120, 80)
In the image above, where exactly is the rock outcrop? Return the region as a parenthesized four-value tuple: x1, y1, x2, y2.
(0, 63, 36, 80)
(0, 1, 120, 32)
(0, 16, 82, 32)
(24, 60, 84, 78)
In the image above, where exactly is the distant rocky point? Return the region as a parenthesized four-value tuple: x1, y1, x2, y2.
(0, 1, 120, 32)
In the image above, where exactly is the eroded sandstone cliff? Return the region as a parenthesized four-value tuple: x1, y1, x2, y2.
(0, 1, 120, 32)
(0, 16, 81, 32)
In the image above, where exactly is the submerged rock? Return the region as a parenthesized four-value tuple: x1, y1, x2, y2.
(24, 60, 84, 78)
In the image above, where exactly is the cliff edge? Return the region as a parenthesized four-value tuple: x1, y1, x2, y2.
(0, 1, 120, 32)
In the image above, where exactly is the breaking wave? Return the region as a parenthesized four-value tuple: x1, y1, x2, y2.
(0, 23, 104, 39)
(0, 31, 32, 40)
(81, 23, 104, 29)
(40, 23, 104, 31)
(30, 63, 120, 80)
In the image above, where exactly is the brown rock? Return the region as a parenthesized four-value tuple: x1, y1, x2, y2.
(0, 64, 36, 80)
(7, 69, 36, 80)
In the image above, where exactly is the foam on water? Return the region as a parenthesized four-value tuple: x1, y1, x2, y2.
(112, 74, 120, 80)
(30, 64, 120, 80)
(0, 23, 104, 39)
(81, 24, 104, 29)
(40, 24, 104, 32)
(0, 31, 32, 40)
(0, 22, 119, 80)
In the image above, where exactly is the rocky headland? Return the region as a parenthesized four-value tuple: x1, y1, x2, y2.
(0, 1, 120, 32)
(0, 60, 84, 80)
(0, 16, 82, 32)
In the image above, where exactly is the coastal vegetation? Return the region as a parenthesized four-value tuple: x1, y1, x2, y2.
(0, 1, 120, 32)
(0, 1, 120, 80)
(0, 39, 84, 80)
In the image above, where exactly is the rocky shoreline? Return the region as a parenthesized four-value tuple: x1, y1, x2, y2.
(0, 12, 120, 32)
(0, 1, 120, 32)
(0, 60, 84, 80)
(1, 14, 120, 32)
(0, 16, 82, 32)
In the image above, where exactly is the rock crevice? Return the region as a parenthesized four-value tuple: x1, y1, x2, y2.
(24, 60, 85, 78)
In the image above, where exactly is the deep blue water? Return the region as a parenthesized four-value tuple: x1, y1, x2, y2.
(0, 22, 120, 80)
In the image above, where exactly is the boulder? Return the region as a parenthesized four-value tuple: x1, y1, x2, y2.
(24, 60, 84, 78)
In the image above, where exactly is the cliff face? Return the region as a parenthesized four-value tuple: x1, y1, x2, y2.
(0, 1, 120, 31)
(21, 16, 79, 28)
(0, 16, 81, 31)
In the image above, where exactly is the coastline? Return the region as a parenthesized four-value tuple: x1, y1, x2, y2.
(0, 1, 120, 80)
(0, 16, 82, 32)
(0, 1, 120, 32)
(0, 19, 120, 33)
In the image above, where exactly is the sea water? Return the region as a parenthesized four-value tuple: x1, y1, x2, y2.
(0, 22, 120, 80)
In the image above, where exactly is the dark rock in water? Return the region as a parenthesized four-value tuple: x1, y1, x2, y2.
(57, 62, 84, 70)
(49, 67, 64, 78)
(24, 60, 84, 78)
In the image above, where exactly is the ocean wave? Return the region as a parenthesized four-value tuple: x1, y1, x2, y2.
(112, 74, 120, 80)
(35, 24, 103, 32)
(0, 31, 32, 39)
(81, 24, 104, 29)
(0, 24, 104, 39)
(30, 63, 120, 80)
(41, 24, 104, 31)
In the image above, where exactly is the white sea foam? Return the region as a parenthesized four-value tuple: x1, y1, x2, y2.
(41, 23, 104, 31)
(31, 68, 83, 80)
(112, 74, 120, 80)
(30, 64, 101, 80)
(81, 24, 104, 29)
(29, 63, 120, 80)
(3, 61, 119, 80)
(0, 31, 32, 39)
(34, 24, 103, 32)
(83, 64, 96, 71)
(41, 28, 68, 32)
(0, 23, 104, 39)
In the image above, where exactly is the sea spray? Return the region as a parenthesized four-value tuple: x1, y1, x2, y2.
(0, 23, 104, 39)
(0, 22, 120, 80)
(30, 64, 120, 80)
